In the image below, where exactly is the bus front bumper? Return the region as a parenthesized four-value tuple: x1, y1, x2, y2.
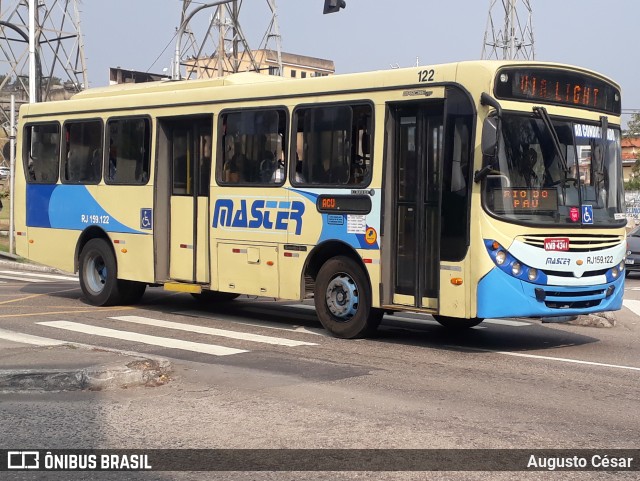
(477, 267, 624, 319)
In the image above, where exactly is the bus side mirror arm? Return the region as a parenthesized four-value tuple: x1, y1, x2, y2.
(475, 93, 503, 183)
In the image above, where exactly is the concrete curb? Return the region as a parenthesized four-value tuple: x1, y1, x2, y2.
(0, 345, 172, 393)
(0, 254, 75, 275)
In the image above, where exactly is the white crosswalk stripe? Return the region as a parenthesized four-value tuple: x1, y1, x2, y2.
(281, 303, 530, 327)
(0, 269, 77, 282)
(109, 315, 317, 346)
(38, 320, 248, 356)
(0, 328, 68, 346)
(0, 273, 49, 283)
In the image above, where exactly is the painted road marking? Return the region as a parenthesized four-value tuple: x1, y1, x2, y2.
(109, 315, 317, 347)
(178, 310, 327, 336)
(0, 328, 67, 346)
(282, 304, 529, 327)
(457, 346, 640, 373)
(0, 270, 77, 282)
(37, 321, 247, 356)
(623, 299, 640, 317)
(0, 274, 48, 283)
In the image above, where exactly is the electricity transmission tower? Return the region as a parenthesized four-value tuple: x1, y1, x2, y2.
(178, 0, 283, 79)
(481, 0, 534, 60)
(0, 0, 88, 160)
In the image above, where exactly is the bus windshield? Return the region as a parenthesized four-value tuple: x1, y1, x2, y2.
(482, 112, 624, 227)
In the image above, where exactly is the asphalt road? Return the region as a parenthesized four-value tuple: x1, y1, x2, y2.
(1, 265, 639, 480)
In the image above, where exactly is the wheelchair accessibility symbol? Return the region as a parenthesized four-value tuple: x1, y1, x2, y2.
(581, 205, 593, 225)
(140, 208, 153, 230)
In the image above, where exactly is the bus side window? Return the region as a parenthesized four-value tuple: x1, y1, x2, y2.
(217, 109, 287, 186)
(62, 120, 103, 184)
(24, 123, 60, 184)
(105, 117, 151, 185)
(292, 103, 372, 187)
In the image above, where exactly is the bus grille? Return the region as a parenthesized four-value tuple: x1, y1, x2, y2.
(541, 287, 606, 309)
(519, 234, 623, 252)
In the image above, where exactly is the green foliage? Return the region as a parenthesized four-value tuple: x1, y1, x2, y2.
(625, 151, 640, 191)
(625, 113, 640, 137)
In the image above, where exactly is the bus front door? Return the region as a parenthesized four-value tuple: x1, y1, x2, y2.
(162, 117, 212, 284)
(391, 104, 443, 309)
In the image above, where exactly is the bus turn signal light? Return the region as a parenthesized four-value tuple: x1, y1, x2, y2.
(451, 278, 463, 286)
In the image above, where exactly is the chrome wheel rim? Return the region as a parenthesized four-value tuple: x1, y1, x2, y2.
(84, 253, 107, 294)
(325, 273, 359, 321)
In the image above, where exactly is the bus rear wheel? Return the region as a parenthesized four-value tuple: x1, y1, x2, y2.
(314, 256, 382, 339)
(79, 238, 122, 306)
(433, 315, 483, 329)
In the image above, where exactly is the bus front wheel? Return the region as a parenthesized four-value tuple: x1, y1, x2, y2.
(79, 238, 122, 306)
(433, 315, 483, 329)
(314, 256, 382, 339)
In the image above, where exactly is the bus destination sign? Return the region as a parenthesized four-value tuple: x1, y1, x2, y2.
(493, 188, 558, 213)
(494, 67, 621, 115)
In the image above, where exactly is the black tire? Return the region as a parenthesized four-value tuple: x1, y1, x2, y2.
(191, 291, 240, 303)
(119, 280, 147, 305)
(79, 238, 122, 306)
(314, 256, 382, 339)
(433, 315, 483, 329)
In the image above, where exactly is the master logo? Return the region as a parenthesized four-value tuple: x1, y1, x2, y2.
(213, 199, 305, 235)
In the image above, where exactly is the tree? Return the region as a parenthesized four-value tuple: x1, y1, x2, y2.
(624, 113, 640, 137)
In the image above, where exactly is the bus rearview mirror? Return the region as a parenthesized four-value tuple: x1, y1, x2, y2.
(481, 116, 499, 157)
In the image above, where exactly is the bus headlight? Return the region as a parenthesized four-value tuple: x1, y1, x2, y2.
(496, 251, 507, 265)
(528, 268, 538, 281)
(611, 267, 619, 279)
(511, 262, 522, 276)
(619, 261, 625, 273)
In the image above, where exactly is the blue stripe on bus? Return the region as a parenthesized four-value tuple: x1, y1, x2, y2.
(26, 184, 142, 234)
(288, 188, 379, 250)
(477, 267, 624, 318)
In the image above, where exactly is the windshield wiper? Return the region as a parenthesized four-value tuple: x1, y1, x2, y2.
(532, 106, 572, 183)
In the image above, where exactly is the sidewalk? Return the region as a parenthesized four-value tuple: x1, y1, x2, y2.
(0, 255, 172, 393)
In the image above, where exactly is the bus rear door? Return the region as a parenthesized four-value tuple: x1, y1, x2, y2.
(156, 116, 212, 284)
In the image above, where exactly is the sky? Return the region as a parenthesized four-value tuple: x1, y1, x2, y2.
(79, 0, 637, 125)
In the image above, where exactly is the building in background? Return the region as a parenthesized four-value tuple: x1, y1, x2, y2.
(623, 137, 640, 181)
(186, 50, 334, 79)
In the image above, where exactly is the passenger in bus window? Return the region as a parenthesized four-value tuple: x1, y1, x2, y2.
(108, 138, 117, 180)
(223, 140, 245, 183)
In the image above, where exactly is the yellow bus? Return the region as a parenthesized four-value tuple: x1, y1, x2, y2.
(15, 60, 626, 338)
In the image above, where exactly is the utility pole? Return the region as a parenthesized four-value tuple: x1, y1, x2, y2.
(0, 0, 88, 159)
(177, 0, 283, 80)
(481, 0, 534, 60)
